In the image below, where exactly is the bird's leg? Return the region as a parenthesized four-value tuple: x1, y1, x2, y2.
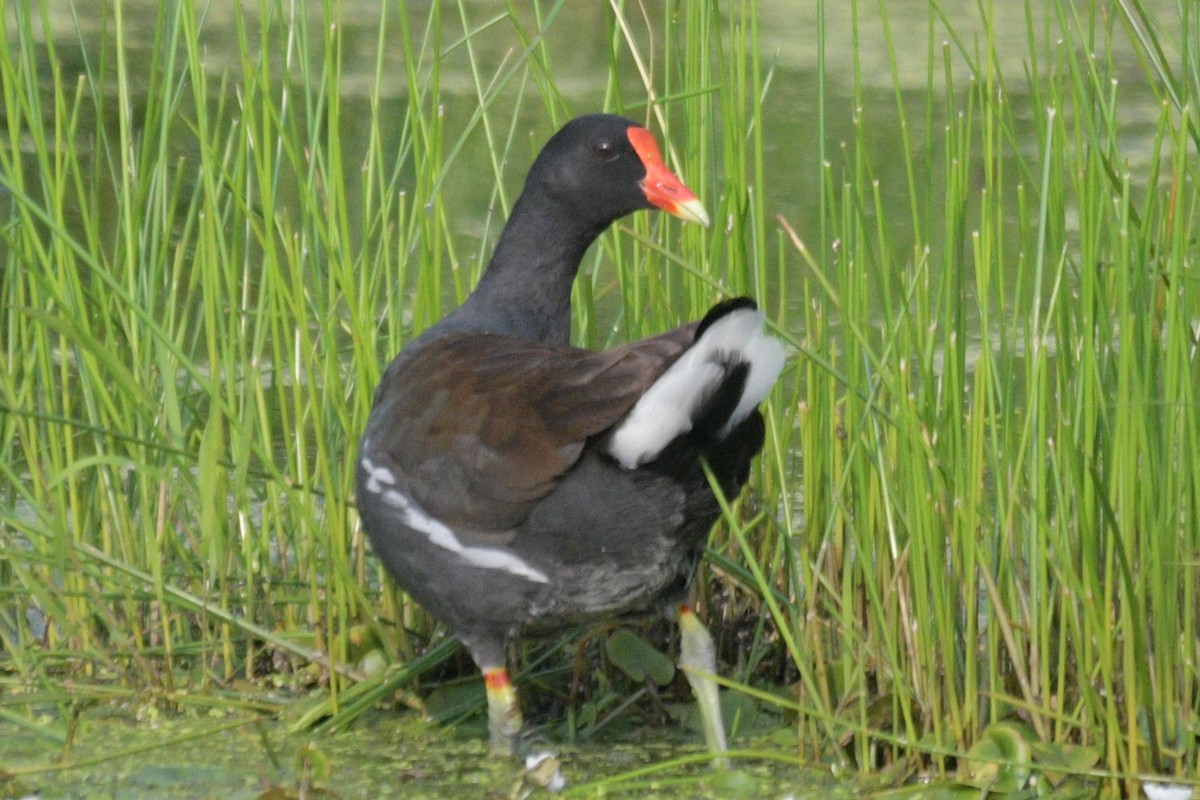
(483, 667, 524, 756)
(676, 604, 729, 767)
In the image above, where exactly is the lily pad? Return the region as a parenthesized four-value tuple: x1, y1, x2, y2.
(706, 768, 761, 796)
(963, 721, 1034, 793)
(605, 628, 676, 686)
(424, 681, 485, 723)
(1031, 740, 1101, 785)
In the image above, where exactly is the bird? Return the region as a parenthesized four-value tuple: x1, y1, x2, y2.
(356, 113, 786, 759)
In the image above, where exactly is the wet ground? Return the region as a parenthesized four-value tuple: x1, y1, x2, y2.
(0, 703, 858, 800)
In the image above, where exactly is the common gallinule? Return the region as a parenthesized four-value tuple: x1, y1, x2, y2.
(357, 114, 785, 758)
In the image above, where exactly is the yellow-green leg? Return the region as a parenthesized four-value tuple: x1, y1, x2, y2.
(483, 667, 524, 756)
(677, 604, 729, 767)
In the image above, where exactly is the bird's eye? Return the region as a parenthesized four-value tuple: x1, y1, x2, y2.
(593, 140, 618, 161)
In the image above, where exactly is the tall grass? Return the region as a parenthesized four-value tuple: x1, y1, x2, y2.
(779, 1, 1200, 793)
(1, 0, 1197, 794)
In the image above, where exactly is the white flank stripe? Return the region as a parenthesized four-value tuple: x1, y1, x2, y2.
(607, 308, 786, 469)
(360, 451, 549, 584)
(364, 461, 398, 493)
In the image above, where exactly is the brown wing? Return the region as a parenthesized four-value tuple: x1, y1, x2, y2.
(364, 325, 697, 536)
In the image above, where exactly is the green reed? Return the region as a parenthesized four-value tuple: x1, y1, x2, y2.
(1, 0, 1197, 794)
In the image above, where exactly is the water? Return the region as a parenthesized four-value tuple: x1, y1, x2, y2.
(19, 0, 1172, 308)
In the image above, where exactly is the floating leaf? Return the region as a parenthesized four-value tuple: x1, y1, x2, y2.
(706, 768, 760, 796)
(963, 721, 1034, 793)
(357, 648, 388, 679)
(424, 681, 485, 723)
(895, 785, 985, 800)
(1031, 740, 1101, 785)
(605, 628, 675, 686)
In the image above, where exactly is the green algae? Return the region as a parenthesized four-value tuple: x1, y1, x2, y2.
(0, 704, 851, 800)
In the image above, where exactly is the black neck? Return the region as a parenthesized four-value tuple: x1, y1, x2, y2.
(433, 190, 608, 346)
